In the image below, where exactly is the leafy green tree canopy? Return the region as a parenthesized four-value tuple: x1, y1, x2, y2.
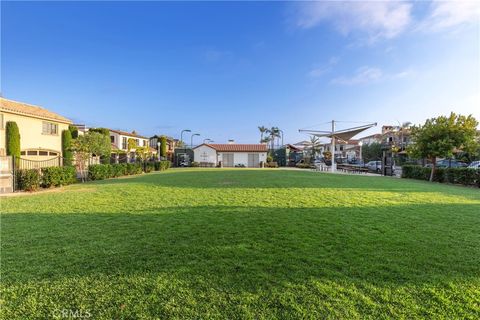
(408, 112, 479, 181)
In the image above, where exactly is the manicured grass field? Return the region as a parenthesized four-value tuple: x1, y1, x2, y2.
(1, 169, 480, 319)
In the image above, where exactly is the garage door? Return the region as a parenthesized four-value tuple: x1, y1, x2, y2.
(223, 153, 234, 167)
(248, 153, 259, 168)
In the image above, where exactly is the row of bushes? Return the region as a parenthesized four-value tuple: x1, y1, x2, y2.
(16, 166, 77, 191)
(402, 165, 480, 187)
(88, 161, 171, 181)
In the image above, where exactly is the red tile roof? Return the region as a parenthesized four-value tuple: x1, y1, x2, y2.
(196, 143, 268, 152)
(1, 97, 72, 124)
(109, 129, 148, 139)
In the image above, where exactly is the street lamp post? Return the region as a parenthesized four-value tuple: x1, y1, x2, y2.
(179, 129, 191, 167)
(279, 130, 284, 147)
(157, 141, 161, 161)
(358, 140, 363, 164)
(191, 133, 200, 148)
(203, 138, 212, 144)
(180, 129, 191, 147)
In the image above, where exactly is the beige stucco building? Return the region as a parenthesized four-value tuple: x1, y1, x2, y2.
(0, 97, 73, 160)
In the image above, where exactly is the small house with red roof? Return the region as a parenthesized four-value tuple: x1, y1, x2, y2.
(193, 142, 268, 167)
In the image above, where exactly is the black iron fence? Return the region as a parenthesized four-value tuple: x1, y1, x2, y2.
(14, 156, 63, 170)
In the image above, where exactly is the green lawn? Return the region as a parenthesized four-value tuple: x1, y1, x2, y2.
(1, 169, 479, 319)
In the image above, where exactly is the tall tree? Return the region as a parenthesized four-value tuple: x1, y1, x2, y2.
(160, 136, 167, 158)
(362, 142, 383, 162)
(309, 135, 322, 159)
(408, 113, 479, 181)
(61, 130, 73, 166)
(258, 126, 267, 143)
(88, 128, 111, 163)
(266, 127, 281, 151)
(68, 125, 79, 139)
(6, 121, 20, 165)
(71, 131, 112, 181)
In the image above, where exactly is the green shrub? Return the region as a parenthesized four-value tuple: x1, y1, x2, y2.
(126, 163, 142, 175)
(295, 163, 311, 169)
(144, 162, 155, 173)
(402, 165, 479, 187)
(88, 164, 113, 180)
(265, 162, 279, 168)
(42, 166, 76, 187)
(153, 160, 171, 171)
(16, 169, 40, 191)
(190, 162, 199, 168)
(111, 163, 127, 177)
(62, 130, 73, 166)
(6, 121, 21, 162)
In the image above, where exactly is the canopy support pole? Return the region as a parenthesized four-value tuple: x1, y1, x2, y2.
(331, 120, 335, 173)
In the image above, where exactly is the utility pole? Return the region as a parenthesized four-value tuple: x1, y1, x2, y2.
(331, 120, 336, 173)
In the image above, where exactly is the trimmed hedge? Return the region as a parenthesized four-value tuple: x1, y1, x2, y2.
(16, 169, 41, 191)
(402, 165, 480, 187)
(16, 166, 76, 191)
(42, 166, 77, 188)
(88, 161, 171, 181)
(156, 160, 171, 171)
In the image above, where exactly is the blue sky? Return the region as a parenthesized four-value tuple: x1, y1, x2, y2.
(2, 1, 479, 143)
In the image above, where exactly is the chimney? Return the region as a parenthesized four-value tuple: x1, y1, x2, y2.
(228, 139, 235, 144)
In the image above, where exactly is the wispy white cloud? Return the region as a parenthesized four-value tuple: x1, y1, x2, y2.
(292, 1, 412, 41)
(417, 0, 480, 33)
(331, 66, 414, 85)
(331, 66, 384, 85)
(203, 49, 232, 62)
(308, 57, 339, 78)
(290, 1, 479, 42)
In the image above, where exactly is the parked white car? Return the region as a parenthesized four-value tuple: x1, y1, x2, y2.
(468, 161, 480, 169)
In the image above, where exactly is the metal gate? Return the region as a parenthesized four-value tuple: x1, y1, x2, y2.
(248, 153, 259, 168)
(0, 156, 13, 194)
(223, 153, 234, 167)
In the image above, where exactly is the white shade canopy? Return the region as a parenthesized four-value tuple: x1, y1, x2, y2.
(299, 123, 376, 142)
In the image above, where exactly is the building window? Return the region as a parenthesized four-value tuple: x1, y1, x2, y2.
(27, 150, 38, 156)
(110, 136, 115, 143)
(0, 113, 4, 129)
(49, 151, 58, 156)
(42, 121, 58, 135)
(39, 151, 49, 156)
(122, 137, 127, 149)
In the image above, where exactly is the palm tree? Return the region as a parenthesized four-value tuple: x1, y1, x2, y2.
(309, 135, 322, 158)
(266, 127, 281, 151)
(258, 126, 267, 143)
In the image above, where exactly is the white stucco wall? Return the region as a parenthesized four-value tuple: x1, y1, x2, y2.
(219, 152, 267, 167)
(193, 145, 217, 164)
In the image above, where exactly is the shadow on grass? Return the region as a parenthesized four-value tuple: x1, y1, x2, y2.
(3, 203, 479, 290)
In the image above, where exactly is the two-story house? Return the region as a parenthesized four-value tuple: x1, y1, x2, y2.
(0, 97, 72, 160)
(110, 129, 149, 152)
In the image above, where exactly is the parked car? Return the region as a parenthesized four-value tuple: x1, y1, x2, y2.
(365, 161, 382, 173)
(468, 161, 480, 169)
(179, 160, 189, 167)
(425, 159, 468, 168)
